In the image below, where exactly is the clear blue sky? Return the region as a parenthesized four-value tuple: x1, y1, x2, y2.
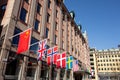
(64, 0, 120, 50)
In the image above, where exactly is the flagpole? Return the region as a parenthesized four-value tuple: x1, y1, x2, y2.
(8, 28, 32, 39)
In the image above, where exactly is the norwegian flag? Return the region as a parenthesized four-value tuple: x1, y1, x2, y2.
(37, 39, 47, 60)
(57, 52, 66, 68)
(72, 60, 79, 72)
(47, 46, 58, 65)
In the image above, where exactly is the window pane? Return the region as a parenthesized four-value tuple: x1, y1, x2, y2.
(12, 28, 21, 45)
(37, 3, 41, 13)
(34, 19, 39, 31)
(30, 37, 39, 53)
(20, 8, 27, 22)
(46, 28, 49, 38)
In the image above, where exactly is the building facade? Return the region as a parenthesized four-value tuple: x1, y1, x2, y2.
(0, 0, 90, 80)
(90, 48, 120, 80)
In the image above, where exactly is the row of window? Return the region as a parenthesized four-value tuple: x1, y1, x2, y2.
(98, 54, 120, 58)
(97, 59, 120, 62)
(98, 63, 120, 66)
(98, 68, 120, 71)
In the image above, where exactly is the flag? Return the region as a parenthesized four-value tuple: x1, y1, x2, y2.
(37, 39, 47, 60)
(66, 56, 73, 69)
(57, 52, 66, 68)
(47, 46, 58, 65)
(17, 28, 31, 54)
(72, 60, 79, 72)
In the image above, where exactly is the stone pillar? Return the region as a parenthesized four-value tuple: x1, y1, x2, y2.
(34, 0, 48, 80)
(63, 14, 68, 80)
(28, 0, 36, 27)
(0, 0, 21, 80)
(18, 56, 28, 80)
(40, 0, 48, 38)
(49, 0, 56, 80)
(69, 21, 72, 55)
(56, 3, 63, 80)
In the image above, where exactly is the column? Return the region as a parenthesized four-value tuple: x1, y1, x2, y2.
(40, 0, 48, 39)
(28, 0, 36, 27)
(0, 0, 21, 80)
(49, 0, 56, 80)
(63, 14, 68, 80)
(34, 0, 48, 80)
(69, 21, 72, 55)
(18, 56, 28, 80)
(56, 3, 63, 80)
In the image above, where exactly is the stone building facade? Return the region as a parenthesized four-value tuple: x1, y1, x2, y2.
(0, 0, 90, 80)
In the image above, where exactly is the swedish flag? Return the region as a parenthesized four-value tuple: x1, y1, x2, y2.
(66, 56, 73, 69)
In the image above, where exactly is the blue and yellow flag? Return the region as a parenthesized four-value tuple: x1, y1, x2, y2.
(66, 56, 73, 69)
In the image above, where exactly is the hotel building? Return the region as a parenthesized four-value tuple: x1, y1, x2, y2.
(0, 0, 90, 80)
(90, 48, 120, 80)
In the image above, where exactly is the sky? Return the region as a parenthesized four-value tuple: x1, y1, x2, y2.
(64, 0, 120, 50)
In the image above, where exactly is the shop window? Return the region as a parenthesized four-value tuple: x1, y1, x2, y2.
(40, 61, 48, 79)
(20, 8, 27, 23)
(27, 58, 36, 77)
(5, 52, 19, 75)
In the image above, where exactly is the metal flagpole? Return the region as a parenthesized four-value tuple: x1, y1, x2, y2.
(8, 28, 32, 39)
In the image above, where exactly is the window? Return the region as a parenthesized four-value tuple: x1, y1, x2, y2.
(56, 10, 58, 18)
(0, 4, 7, 17)
(48, 0, 51, 8)
(90, 59, 93, 61)
(55, 22, 58, 30)
(62, 41, 64, 49)
(27, 58, 36, 77)
(20, 8, 27, 22)
(30, 37, 39, 53)
(47, 13, 50, 22)
(25, 0, 29, 3)
(46, 28, 49, 38)
(104, 68, 106, 70)
(37, 3, 41, 14)
(54, 35, 57, 44)
(12, 28, 21, 45)
(1, 4, 6, 10)
(34, 19, 39, 31)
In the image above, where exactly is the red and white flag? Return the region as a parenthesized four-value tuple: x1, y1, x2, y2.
(57, 52, 66, 68)
(37, 39, 47, 60)
(47, 46, 58, 65)
(72, 60, 79, 72)
(17, 28, 31, 54)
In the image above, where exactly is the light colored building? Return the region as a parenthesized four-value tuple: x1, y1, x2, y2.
(0, 0, 90, 80)
(90, 48, 120, 80)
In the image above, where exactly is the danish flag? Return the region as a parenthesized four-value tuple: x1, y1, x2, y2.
(37, 39, 47, 60)
(57, 52, 66, 68)
(47, 46, 58, 65)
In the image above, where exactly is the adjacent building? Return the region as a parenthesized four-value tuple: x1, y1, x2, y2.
(0, 0, 90, 80)
(90, 48, 120, 80)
